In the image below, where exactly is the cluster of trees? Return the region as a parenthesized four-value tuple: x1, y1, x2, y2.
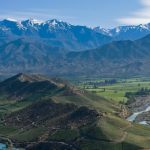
(125, 87, 150, 99)
(83, 79, 117, 89)
(104, 79, 117, 85)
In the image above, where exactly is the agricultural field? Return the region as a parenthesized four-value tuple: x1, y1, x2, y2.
(73, 77, 150, 103)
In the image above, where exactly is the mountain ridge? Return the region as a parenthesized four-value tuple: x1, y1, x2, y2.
(0, 18, 112, 51)
(94, 23, 150, 40)
(0, 34, 150, 77)
(1, 19, 150, 77)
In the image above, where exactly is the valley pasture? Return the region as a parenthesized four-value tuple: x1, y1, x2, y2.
(73, 77, 150, 103)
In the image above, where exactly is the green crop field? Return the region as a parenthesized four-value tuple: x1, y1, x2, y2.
(73, 77, 150, 103)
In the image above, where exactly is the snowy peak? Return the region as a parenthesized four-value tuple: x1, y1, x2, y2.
(94, 26, 111, 36)
(0, 18, 112, 51)
(4, 18, 18, 22)
(21, 19, 43, 30)
(0, 18, 73, 31)
(0, 18, 71, 27)
(1, 18, 150, 48)
(0, 18, 74, 34)
(1, 18, 150, 40)
(21, 19, 43, 26)
(1, 19, 19, 26)
(0, 19, 25, 32)
(94, 23, 150, 40)
(45, 19, 72, 30)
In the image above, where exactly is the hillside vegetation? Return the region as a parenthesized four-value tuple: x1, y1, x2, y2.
(0, 74, 149, 150)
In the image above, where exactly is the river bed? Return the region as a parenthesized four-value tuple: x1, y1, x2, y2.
(0, 143, 6, 149)
(0, 143, 21, 150)
(127, 106, 150, 125)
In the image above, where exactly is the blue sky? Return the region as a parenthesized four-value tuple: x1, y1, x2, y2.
(0, 0, 150, 28)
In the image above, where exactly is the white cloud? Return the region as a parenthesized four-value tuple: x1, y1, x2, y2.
(140, 0, 150, 6)
(117, 0, 150, 25)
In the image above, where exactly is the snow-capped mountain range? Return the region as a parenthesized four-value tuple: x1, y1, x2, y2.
(0, 18, 72, 35)
(0, 18, 112, 51)
(1, 18, 150, 51)
(1, 19, 150, 76)
(93, 23, 150, 40)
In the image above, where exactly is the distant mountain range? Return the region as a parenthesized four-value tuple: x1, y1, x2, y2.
(1, 18, 150, 77)
(94, 23, 150, 40)
(66, 34, 150, 77)
(0, 34, 150, 77)
(1, 19, 150, 51)
(0, 19, 112, 51)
